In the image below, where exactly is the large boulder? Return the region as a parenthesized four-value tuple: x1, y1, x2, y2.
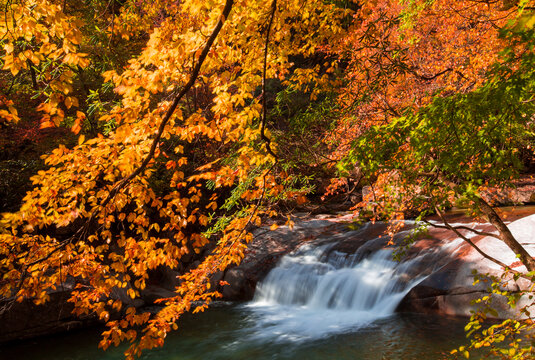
(217, 214, 412, 301)
(0, 287, 97, 343)
(4, 209, 535, 344)
(398, 214, 535, 318)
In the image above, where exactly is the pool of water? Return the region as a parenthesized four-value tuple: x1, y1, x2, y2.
(0, 304, 472, 360)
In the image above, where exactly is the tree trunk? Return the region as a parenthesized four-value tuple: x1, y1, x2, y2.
(477, 196, 535, 272)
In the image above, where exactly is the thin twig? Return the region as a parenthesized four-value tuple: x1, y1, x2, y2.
(423, 220, 501, 240)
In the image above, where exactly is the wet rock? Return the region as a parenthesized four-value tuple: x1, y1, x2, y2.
(217, 216, 355, 301)
(227, 209, 535, 319)
(0, 289, 97, 343)
(110, 286, 145, 308)
(147, 267, 180, 291)
(221, 268, 255, 300)
(209, 271, 224, 290)
(141, 285, 176, 305)
(5, 208, 535, 344)
(399, 214, 535, 318)
(482, 177, 535, 206)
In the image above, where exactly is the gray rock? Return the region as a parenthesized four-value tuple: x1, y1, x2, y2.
(141, 285, 176, 305)
(221, 268, 255, 300)
(0, 289, 97, 343)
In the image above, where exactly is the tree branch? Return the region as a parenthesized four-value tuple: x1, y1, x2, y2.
(98, 0, 235, 211)
(433, 206, 526, 278)
(475, 196, 535, 272)
(11, 0, 236, 284)
(423, 220, 502, 240)
(413, 67, 452, 81)
(260, 0, 278, 160)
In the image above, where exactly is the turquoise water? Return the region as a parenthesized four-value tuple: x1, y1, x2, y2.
(0, 304, 471, 360)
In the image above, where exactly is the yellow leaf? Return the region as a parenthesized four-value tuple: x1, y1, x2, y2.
(4, 43, 14, 54)
(65, 97, 73, 109)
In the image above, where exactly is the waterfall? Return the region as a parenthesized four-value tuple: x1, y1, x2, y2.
(244, 232, 456, 342)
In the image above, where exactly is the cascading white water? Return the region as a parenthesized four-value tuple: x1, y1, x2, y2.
(244, 233, 457, 342)
(254, 244, 422, 313)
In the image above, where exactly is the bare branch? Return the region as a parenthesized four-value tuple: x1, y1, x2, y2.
(260, 0, 278, 160)
(412, 67, 452, 81)
(423, 220, 501, 240)
(433, 206, 526, 278)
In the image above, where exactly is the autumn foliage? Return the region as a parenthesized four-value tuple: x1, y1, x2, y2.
(1, 0, 535, 358)
(0, 0, 351, 357)
(323, 0, 517, 158)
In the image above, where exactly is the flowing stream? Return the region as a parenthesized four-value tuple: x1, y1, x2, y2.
(1, 225, 473, 359)
(244, 234, 456, 343)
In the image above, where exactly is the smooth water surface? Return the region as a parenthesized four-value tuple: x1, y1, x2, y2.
(1, 305, 469, 360)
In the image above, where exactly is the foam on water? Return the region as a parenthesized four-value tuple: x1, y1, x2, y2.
(244, 234, 453, 342)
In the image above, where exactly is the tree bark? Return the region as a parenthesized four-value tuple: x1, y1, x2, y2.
(476, 196, 535, 272)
